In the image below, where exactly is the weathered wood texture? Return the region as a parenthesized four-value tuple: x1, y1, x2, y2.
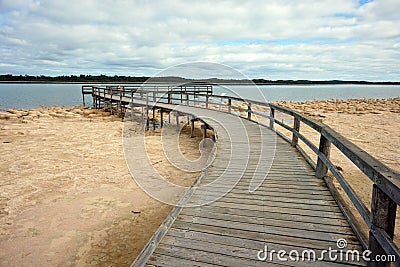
(89, 87, 400, 266)
(88, 89, 399, 266)
(114, 98, 365, 267)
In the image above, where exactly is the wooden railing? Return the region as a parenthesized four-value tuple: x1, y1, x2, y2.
(88, 87, 399, 266)
(166, 92, 399, 266)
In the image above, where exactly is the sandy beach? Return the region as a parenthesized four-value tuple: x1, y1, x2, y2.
(0, 107, 207, 266)
(0, 98, 399, 265)
(275, 98, 400, 245)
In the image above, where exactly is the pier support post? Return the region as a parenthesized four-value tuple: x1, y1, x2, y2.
(202, 123, 207, 147)
(176, 112, 179, 132)
(160, 109, 163, 128)
(152, 107, 156, 130)
(141, 106, 144, 124)
(190, 119, 195, 138)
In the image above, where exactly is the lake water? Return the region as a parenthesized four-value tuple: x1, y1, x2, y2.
(0, 83, 399, 110)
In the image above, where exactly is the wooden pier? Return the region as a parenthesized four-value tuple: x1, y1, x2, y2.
(83, 85, 399, 266)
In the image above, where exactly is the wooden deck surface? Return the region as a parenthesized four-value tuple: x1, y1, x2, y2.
(96, 92, 365, 266)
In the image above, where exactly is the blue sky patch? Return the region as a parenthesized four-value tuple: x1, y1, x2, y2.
(358, 0, 373, 6)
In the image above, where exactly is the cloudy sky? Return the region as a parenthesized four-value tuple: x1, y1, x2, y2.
(0, 0, 399, 81)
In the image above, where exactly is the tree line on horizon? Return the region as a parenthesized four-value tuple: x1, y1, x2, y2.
(0, 74, 399, 85)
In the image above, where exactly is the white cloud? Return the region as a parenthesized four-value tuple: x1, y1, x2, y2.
(0, 0, 399, 80)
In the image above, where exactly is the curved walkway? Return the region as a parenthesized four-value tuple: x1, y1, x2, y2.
(97, 92, 365, 266)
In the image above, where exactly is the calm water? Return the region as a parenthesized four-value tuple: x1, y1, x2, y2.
(214, 84, 400, 103)
(0, 83, 83, 110)
(0, 83, 399, 110)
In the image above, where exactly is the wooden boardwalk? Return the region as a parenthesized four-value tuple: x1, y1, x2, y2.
(119, 99, 363, 266)
(88, 88, 400, 266)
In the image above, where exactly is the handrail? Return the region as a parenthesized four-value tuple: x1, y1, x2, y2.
(167, 91, 400, 264)
(87, 86, 399, 265)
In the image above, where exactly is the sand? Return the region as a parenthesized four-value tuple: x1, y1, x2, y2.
(274, 98, 400, 244)
(0, 98, 399, 265)
(0, 107, 207, 266)
(274, 98, 400, 172)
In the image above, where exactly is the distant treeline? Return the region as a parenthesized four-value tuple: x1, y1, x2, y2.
(0, 74, 399, 85)
(0, 74, 149, 83)
(251, 79, 400, 85)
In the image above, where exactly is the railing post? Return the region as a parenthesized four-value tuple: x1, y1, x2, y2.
(119, 89, 123, 116)
(91, 87, 95, 108)
(168, 92, 172, 104)
(247, 102, 252, 120)
(228, 98, 232, 113)
(202, 123, 207, 147)
(367, 185, 397, 267)
(269, 107, 275, 129)
(110, 88, 114, 114)
(103, 88, 106, 110)
(152, 107, 156, 130)
(160, 109, 163, 128)
(291, 116, 300, 147)
(316, 134, 331, 178)
(206, 95, 209, 109)
(146, 93, 149, 127)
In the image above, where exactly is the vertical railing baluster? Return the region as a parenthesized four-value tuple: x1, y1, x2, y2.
(316, 134, 331, 178)
(247, 102, 252, 120)
(367, 186, 397, 267)
(269, 107, 275, 130)
(291, 116, 300, 147)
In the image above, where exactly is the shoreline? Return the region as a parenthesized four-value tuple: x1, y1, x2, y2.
(1, 97, 399, 119)
(1, 96, 399, 112)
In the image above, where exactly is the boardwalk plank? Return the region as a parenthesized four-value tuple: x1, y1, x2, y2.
(165, 229, 365, 266)
(179, 209, 352, 230)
